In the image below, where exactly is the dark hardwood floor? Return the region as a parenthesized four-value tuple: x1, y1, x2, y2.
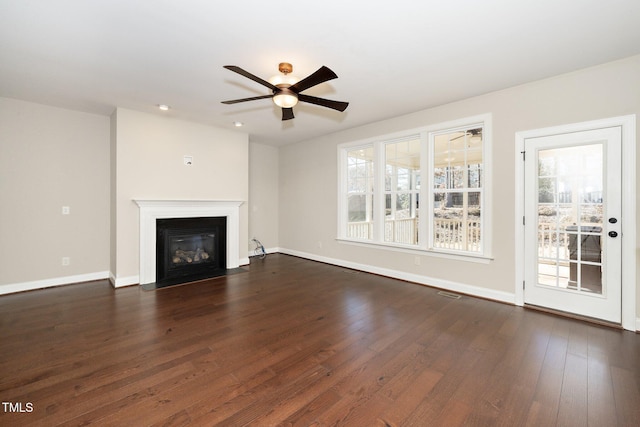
(1, 254, 639, 426)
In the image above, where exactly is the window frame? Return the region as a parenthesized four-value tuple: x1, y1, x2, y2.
(337, 113, 492, 261)
(342, 144, 376, 240)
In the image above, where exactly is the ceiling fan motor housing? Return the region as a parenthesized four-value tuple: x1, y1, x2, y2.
(278, 62, 293, 74)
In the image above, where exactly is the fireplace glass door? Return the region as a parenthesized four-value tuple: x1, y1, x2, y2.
(156, 217, 226, 284)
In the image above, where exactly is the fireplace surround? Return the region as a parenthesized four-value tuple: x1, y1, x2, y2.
(134, 200, 243, 285)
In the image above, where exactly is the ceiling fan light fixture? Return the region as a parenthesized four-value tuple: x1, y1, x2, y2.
(273, 93, 298, 108)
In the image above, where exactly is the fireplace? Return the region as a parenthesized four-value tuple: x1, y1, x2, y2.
(134, 200, 243, 286)
(156, 217, 227, 285)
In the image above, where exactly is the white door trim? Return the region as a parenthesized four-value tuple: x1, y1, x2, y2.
(515, 115, 636, 331)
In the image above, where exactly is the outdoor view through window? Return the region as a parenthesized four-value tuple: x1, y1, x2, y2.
(343, 121, 486, 255)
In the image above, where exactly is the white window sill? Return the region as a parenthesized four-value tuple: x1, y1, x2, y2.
(336, 237, 494, 264)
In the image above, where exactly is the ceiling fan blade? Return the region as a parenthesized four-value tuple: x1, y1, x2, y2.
(450, 133, 468, 141)
(298, 94, 349, 112)
(221, 94, 273, 104)
(223, 65, 278, 91)
(289, 66, 338, 93)
(282, 108, 295, 121)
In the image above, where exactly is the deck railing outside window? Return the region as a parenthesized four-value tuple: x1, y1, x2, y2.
(432, 218, 481, 252)
(347, 218, 482, 251)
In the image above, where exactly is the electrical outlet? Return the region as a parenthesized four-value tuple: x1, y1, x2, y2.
(62, 206, 70, 215)
(62, 257, 70, 266)
(414, 256, 421, 266)
(183, 155, 193, 166)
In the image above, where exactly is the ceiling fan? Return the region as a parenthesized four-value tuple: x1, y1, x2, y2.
(221, 62, 349, 121)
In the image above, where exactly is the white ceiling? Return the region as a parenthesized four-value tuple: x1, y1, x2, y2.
(2, 1, 640, 147)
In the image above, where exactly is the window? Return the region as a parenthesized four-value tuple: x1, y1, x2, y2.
(339, 114, 491, 258)
(431, 128, 483, 252)
(345, 146, 374, 240)
(385, 137, 421, 245)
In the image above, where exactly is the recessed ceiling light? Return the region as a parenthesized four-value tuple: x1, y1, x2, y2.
(158, 104, 170, 111)
(233, 121, 244, 127)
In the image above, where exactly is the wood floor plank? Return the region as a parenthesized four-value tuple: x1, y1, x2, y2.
(557, 352, 589, 427)
(610, 365, 640, 426)
(587, 353, 618, 426)
(278, 388, 343, 427)
(523, 320, 570, 427)
(470, 312, 555, 426)
(0, 254, 638, 426)
(386, 369, 444, 423)
(263, 335, 378, 426)
(398, 346, 486, 425)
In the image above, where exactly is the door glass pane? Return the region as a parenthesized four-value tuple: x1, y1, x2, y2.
(536, 144, 603, 295)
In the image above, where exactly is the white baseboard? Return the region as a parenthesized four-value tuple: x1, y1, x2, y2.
(278, 248, 515, 305)
(109, 272, 139, 288)
(0, 271, 110, 295)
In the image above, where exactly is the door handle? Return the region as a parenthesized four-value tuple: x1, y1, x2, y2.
(608, 231, 618, 238)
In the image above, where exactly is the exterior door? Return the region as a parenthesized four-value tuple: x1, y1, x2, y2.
(523, 127, 622, 323)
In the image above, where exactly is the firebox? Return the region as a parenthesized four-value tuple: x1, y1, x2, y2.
(156, 216, 227, 285)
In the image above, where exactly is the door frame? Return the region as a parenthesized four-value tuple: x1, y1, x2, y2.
(514, 115, 636, 331)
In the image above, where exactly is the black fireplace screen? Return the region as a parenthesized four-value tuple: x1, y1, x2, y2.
(156, 217, 227, 284)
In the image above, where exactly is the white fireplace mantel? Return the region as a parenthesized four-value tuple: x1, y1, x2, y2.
(134, 199, 243, 285)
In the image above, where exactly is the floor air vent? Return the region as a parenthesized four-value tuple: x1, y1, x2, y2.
(437, 291, 462, 299)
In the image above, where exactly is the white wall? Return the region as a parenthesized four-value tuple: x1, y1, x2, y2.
(0, 102, 253, 292)
(278, 55, 640, 313)
(0, 98, 111, 292)
(111, 108, 249, 286)
(249, 142, 279, 254)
